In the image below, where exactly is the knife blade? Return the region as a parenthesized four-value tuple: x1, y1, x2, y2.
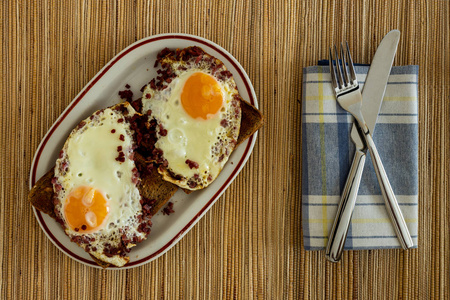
(351, 30, 401, 147)
(326, 30, 413, 262)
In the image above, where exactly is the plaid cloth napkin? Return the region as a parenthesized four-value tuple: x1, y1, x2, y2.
(301, 65, 419, 250)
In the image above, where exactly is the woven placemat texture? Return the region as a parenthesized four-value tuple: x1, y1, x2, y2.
(1, 0, 449, 299)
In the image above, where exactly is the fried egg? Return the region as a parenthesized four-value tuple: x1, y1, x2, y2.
(53, 103, 151, 267)
(141, 47, 242, 190)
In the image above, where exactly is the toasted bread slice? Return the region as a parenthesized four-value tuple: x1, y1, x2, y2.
(28, 169, 56, 218)
(236, 99, 264, 147)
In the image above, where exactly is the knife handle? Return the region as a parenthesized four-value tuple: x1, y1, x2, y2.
(364, 132, 414, 250)
(325, 149, 366, 262)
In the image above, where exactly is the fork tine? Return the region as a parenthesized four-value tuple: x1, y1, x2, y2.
(334, 45, 344, 88)
(340, 43, 349, 86)
(345, 42, 357, 82)
(329, 48, 338, 89)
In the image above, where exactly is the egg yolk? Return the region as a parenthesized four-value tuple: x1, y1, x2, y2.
(64, 186, 109, 233)
(181, 72, 223, 119)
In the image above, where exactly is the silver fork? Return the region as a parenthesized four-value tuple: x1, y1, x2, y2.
(328, 43, 413, 253)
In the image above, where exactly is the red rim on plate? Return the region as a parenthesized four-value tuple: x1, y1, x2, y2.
(30, 34, 258, 268)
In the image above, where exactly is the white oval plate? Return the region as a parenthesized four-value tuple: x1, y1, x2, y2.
(29, 34, 258, 269)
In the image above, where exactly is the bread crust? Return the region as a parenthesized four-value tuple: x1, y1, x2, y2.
(236, 98, 264, 147)
(28, 169, 56, 218)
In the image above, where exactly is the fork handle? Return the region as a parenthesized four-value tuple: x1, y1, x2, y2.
(363, 132, 414, 250)
(325, 149, 366, 262)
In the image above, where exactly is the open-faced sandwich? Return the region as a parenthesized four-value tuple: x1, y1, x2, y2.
(29, 46, 263, 268)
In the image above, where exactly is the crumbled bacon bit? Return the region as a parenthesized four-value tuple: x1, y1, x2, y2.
(125, 84, 130, 89)
(218, 154, 225, 162)
(143, 204, 151, 212)
(220, 70, 232, 79)
(211, 64, 220, 75)
(155, 47, 175, 68)
(55, 215, 65, 226)
(118, 118, 124, 123)
(140, 85, 147, 92)
(115, 150, 125, 162)
(137, 161, 154, 177)
(118, 89, 133, 102)
(131, 98, 143, 112)
(81, 225, 87, 230)
(162, 202, 175, 215)
(119, 134, 125, 141)
(220, 119, 229, 128)
(111, 129, 116, 133)
(152, 148, 164, 157)
(189, 46, 204, 56)
(159, 124, 167, 136)
(60, 161, 68, 173)
(185, 159, 199, 169)
(195, 54, 203, 64)
(145, 93, 151, 99)
(77, 121, 86, 130)
(162, 159, 169, 167)
(114, 105, 127, 113)
(188, 181, 197, 189)
(54, 183, 62, 192)
(138, 223, 152, 234)
(149, 79, 156, 89)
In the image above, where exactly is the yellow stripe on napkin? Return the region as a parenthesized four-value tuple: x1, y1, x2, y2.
(318, 67, 328, 242)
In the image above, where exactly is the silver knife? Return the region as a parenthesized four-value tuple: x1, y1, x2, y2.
(325, 30, 413, 262)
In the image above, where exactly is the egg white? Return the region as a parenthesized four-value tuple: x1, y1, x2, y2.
(53, 106, 146, 265)
(142, 68, 240, 190)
